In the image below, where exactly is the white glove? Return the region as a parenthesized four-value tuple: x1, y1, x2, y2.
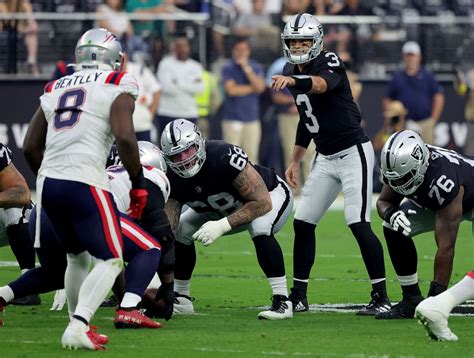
(50, 289, 66, 311)
(388, 209, 417, 237)
(192, 218, 232, 246)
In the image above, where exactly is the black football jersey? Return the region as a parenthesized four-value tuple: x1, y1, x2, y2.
(408, 145, 474, 213)
(0, 143, 12, 171)
(283, 51, 368, 155)
(168, 140, 278, 218)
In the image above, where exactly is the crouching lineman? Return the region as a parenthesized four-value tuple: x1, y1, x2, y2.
(375, 130, 473, 332)
(161, 119, 294, 320)
(0, 142, 171, 334)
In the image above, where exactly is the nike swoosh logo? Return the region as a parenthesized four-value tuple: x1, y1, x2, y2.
(339, 154, 348, 159)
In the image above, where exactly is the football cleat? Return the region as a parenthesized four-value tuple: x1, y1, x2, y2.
(173, 292, 195, 315)
(258, 295, 293, 320)
(88, 325, 109, 345)
(357, 291, 391, 316)
(114, 308, 163, 329)
(61, 327, 105, 350)
(10, 294, 41, 306)
(100, 295, 119, 308)
(415, 297, 458, 342)
(289, 288, 309, 312)
(375, 296, 423, 320)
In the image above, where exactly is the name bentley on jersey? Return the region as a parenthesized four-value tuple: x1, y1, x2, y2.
(408, 145, 474, 212)
(39, 70, 138, 190)
(107, 165, 170, 214)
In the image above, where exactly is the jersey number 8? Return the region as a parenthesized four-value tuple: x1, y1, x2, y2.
(54, 88, 86, 130)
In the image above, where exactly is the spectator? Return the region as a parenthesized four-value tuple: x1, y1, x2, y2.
(123, 52, 161, 142)
(0, 0, 38, 75)
(266, 56, 315, 193)
(195, 69, 222, 139)
(384, 41, 445, 144)
(233, 0, 273, 37)
(125, 0, 173, 39)
(222, 37, 265, 163)
(156, 36, 204, 136)
(454, 68, 474, 156)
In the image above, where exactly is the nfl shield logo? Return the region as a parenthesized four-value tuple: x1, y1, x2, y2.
(411, 145, 423, 160)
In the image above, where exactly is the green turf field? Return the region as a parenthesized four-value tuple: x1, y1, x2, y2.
(0, 210, 472, 357)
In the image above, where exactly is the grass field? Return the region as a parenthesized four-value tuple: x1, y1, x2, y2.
(0, 210, 473, 357)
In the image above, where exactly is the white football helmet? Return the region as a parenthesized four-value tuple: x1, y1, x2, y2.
(75, 28, 123, 71)
(138, 141, 167, 172)
(281, 13, 324, 64)
(160, 119, 206, 178)
(381, 130, 430, 195)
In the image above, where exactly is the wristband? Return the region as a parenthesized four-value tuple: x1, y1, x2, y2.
(291, 75, 313, 93)
(130, 166, 146, 189)
(382, 207, 397, 222)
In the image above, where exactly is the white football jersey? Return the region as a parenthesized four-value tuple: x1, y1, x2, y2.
(39, 70, 139, 190)
(107, 165, 170, 213)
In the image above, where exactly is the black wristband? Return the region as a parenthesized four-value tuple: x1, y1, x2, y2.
(382, 207, 398, 222)
(291, 75, 313, 93)
(130, 166, 146, 189)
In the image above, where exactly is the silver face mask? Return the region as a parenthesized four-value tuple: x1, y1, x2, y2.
(75, 28, 123, 71)
(281, 13, 324, 64)
(381, 130, 430, 195)
(160, 119, 206, 178)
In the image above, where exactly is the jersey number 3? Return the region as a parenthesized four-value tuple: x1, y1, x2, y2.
(54, 88, 86, 130)
(296, 94, 319, 133)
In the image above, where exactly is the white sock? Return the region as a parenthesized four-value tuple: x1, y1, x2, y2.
(73, 257, 123, 323)
(268, 276, 288, 297)
(398, 273, 418, 286)
(65, 252, 91, 320)
(68, 317, 88, 333)
(147, 273, 161, 290)
(435, 272, 474, 312)
(21, 268, 29, 275)
(120, 293, 141, 309)
(0, 285, 15, 303)
(174, 279, 191, 296)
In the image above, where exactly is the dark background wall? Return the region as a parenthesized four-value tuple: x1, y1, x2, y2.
(0, 80, 467, 189)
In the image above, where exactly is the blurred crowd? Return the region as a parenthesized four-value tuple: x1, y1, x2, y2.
(1, 0, 474, 190)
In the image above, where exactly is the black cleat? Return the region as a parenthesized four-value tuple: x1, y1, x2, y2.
(375, 296, 424, 320)
(10, 294, 41, 306)
(100, 295, 119, 308)
(289, 288, 309, 312)
(357, 291, 391, 316)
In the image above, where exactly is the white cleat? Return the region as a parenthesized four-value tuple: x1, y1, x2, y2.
(258, 295, 293, 320)
(415, 297, 459, 342)
(61, 326, 105, 350)
(173, 293, 195, 315)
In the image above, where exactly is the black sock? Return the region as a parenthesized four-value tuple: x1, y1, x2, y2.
(401, 284, 422, 299)
(252, 235, 285, 278)
(349, 222, 386, 285)
(372, 281, 387, 297)
(383, 226, 418, 276)
(175, 241, 196, 280)
(7, 223, 35, 270)
(292, 219, 316, 295)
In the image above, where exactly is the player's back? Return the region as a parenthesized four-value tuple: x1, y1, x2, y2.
(39, 70, 138, 190)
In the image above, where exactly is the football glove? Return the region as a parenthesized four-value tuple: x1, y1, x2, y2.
(384, 208, 417, 237)
(192, 218, 232, 246)
(127, 167, 148, 220)
(50, 289, 66, 311)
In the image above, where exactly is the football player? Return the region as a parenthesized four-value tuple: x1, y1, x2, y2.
(23, 28, 147, 350)
(271, 13, 390, 314)
(0, 143, 39, 306)
(161, 119, 294, 320)
(0, 142, 170, 330)
(376, 130, 473, 326)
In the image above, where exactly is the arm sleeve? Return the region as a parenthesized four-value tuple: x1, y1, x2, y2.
(295, 119, 312, 148)
(317, 68, 342, 92)
(0, 144, 12, 171)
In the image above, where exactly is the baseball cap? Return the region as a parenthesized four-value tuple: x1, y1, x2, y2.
(402, 41, 421, 55)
